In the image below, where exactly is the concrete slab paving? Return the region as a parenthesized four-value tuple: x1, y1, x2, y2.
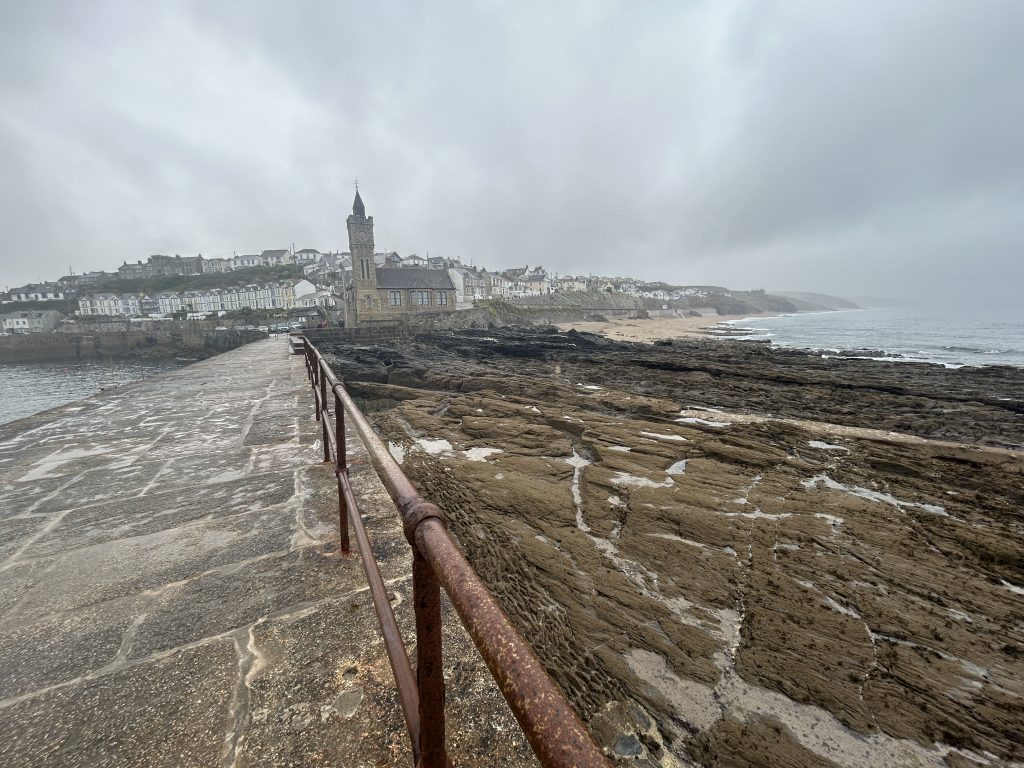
(4, 642, 238, 768)
(0, 338, 536, 767)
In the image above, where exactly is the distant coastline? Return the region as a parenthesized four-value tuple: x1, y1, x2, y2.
(720, 306, 1024, 368)
(557, 304, 1024, 370)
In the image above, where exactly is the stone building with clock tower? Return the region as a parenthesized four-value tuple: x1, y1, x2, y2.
(345, 190, 457, 326)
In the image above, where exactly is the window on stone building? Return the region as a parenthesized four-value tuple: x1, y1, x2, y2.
(412, 291, 430, 305)
(436, 291, 448, 306)
(389, 291, 402, 307)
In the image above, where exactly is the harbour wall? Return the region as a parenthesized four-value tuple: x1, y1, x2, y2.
(0, 329, 266, 363)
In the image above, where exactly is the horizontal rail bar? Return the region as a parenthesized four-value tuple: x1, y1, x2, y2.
(322, 405, 338, 459)
(300, 338, 610, 768)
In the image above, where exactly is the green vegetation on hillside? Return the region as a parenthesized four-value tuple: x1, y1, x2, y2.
(770, 292, 860, 311)
(81, 265, 304, 295)
(0, 299, 77, 315)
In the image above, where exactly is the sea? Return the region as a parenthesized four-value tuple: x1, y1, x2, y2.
(721, 306, 1024, 368)
(0, 359, 184, 426)
(1, 308, 1020, 425)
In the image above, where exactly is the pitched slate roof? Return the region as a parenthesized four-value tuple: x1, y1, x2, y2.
(9, 282, 62, 293)
(375, 268, 455, 291)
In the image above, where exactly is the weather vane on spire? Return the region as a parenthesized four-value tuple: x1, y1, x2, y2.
(354, 179, 359, 191)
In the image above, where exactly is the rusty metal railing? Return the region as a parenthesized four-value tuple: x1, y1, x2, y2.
(299, 336, 610, 768)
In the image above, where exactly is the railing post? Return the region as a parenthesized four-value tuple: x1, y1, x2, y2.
(334, 388, 347, 471)
(316, 358, 323, 422)
(319, 362, 330, 462)
(413, 547, 448, 768)
(306, 345, 319, 421)
(335, 387, 350, 554)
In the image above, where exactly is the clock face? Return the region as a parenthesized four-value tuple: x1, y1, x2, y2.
(356, 230, 369, 243)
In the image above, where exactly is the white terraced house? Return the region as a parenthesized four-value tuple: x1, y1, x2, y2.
(202, 257, 233, 273)
(5, 283, 66, 302)
(140, 292, 184, 317)
(294, 248, 322, 265)
(231, 254, 266, 269)
(77, 293, 142, 316)
(179, 279, 318, 314)
(295, 290, 340, 308)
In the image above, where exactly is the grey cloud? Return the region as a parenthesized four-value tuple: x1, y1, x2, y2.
(1, 0, 1021, 301)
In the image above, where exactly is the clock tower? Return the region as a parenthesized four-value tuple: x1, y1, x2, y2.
(347, 189, 377, 322)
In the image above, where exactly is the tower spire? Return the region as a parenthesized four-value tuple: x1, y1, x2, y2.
(352, 181, 365, 218)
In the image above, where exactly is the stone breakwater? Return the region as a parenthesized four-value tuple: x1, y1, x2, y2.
(0, 338, 533, 768)
(0, 329, 266, 363)
(324, 327, 1024, 767)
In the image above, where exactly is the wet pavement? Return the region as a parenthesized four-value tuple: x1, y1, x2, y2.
(0, 338, 534, 767)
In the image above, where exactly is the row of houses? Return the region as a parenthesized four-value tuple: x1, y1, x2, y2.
(5, 247, 705, 318)
(306, 253, 578, 304)
(76, 279, 336, 318)
(115, 249, 327, 280)
(359, 257, 686, 302)
(443, 265, 673, 304)
(305, 249, 698, 306)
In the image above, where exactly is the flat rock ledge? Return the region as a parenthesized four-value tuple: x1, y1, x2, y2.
(325, 326, 1024, 768)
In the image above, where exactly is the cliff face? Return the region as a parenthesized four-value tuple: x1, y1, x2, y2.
(325, 328, 1024, 767)
(770, 292, 861, 311)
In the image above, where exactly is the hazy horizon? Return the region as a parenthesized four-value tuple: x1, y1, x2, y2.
(2, 1, 1022, 303)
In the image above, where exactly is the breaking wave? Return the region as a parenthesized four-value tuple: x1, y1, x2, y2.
(721, 307, 1024, 368)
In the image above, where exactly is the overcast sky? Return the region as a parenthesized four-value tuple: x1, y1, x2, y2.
(2, 1, 1021, 301)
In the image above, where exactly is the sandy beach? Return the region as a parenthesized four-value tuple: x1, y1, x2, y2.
(557, 312, 775, 343)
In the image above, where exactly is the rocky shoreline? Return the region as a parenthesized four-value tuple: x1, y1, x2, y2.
(323, 327, 1023, 767)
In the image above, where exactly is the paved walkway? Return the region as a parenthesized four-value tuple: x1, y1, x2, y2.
(0, 339, 532, 767)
